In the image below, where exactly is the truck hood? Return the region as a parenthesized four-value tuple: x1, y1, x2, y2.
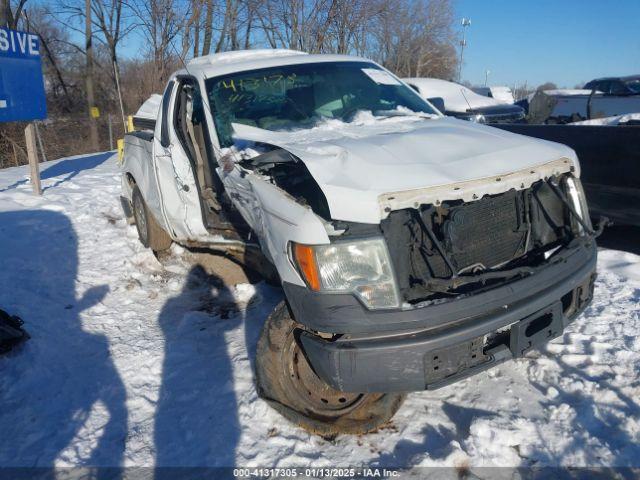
(232, 115, 577, 224)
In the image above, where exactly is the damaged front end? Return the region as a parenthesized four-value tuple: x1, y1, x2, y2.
(235, 146, 332, 220)
(380, 173, 594, 305)
(284, 172, 599, 392)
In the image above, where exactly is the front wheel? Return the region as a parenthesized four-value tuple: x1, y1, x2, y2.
(255, 302, 405, 436)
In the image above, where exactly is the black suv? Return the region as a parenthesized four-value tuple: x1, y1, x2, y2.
(584, 75, 640, 96)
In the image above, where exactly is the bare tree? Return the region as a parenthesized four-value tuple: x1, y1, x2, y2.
(182, 0, 203, 57)
(91, 0, 131, 127)
(129, 0, 184, 82)
(22, 7, 76, 112)
(254, 0, 334, 53)
(365, 0, 457, 79)
(1, 0, 27, 28)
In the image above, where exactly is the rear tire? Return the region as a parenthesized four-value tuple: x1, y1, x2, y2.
(132, 186, 172, 253)
(256, 301, 405, 436)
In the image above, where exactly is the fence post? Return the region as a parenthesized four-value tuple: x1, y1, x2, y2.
(25, 123, 42, 195)
(108, 113, 114, 150)
(34, 122, 48, 162)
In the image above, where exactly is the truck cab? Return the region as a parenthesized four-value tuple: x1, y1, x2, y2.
(120, 50, 598, 435)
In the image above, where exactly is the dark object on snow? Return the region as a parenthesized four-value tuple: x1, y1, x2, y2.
(0, 309, 29, 353)
(494, 123, 640, 227)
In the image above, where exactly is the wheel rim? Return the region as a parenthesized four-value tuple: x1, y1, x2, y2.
(282, 332, 365, 417)
(133, 195, 148, 244)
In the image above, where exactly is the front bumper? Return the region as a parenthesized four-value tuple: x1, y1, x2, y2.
(285, 239, 597, 393)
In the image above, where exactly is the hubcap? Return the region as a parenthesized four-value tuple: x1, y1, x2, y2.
(283, 332, 364, 416)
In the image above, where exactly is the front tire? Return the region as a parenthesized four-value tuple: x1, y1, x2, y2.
(256, 302, 405, 436)
(132, 186, 172, 253)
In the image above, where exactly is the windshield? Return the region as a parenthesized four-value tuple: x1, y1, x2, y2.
(625, 79, 640, 94)
(205, 61, 438, 147)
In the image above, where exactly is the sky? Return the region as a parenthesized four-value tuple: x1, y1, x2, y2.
(58, 0, 639, 90)
(455, 0, 640, 88)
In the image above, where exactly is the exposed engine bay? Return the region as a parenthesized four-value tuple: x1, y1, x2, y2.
(237, 145, 331, 220)
(380, 174, 579, 304)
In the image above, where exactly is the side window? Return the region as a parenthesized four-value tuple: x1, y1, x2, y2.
(595, 81, 611, 94)
(160, 81, 175, 148)
(609, 81, 628, 95)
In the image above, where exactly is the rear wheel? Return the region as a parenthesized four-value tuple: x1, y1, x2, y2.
(132, 186, 172, 253)
(256, 301, 405, 436)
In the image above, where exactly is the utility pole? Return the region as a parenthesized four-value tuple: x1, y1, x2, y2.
(85, 0, 99, 152)
(484, 70, 491, 87)
(458, 18, 471, 83)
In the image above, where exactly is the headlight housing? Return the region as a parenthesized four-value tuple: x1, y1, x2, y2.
(291, 238, 401, 310)
(563, 175, 592, 234)
(460, 113, 486, 123)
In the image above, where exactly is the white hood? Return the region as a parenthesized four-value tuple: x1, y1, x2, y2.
(232, 115, 577, 224)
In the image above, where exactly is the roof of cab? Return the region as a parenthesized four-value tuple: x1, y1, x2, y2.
(175, 49, 371, 79)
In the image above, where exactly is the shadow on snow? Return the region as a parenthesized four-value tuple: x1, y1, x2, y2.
(0, 210, 127, 471)
(0, 151, 113, 193)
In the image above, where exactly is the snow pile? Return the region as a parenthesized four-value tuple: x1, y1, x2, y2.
(187, 49, 306, 68)
(231, 108, 433, 147)
(134, 94, 162, 122)
(570, 113, 640, 126)
(403, 77, 501, 112)
(0, 152, 639, 470)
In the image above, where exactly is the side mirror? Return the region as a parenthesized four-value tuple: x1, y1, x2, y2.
(427, 97, 446, 112)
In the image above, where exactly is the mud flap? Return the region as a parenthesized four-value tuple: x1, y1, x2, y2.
(0, 309, 29, 354)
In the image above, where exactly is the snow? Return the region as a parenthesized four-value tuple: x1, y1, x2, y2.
(231, 116, 577, 224)
(403, 78, 502, 112)
(134, 94, 162, 122)
(187, 49, 306, 67)
(181, 52, 361, 81)
(570, 113, 640, 126)
(473, 86, 515, 105)
(1, 152, 640, 470)
(542, 89, 597, 96)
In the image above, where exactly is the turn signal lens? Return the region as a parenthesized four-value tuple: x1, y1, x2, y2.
(291, 239, 401, 309)
(293, 243, 321, 291)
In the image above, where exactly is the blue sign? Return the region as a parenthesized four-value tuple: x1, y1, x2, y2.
(0, 27, 47, 122)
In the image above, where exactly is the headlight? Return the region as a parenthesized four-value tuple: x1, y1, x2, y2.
(291, 238, 401, 310)
(470, 114, 486, 123)
(563, 175, 592, 234)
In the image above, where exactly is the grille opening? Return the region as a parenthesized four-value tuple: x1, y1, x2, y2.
(381, 176, 575, 304)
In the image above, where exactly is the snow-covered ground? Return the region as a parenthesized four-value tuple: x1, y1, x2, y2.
(0, 153, 639, 471)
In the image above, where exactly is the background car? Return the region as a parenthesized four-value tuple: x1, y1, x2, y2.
(404, 77, 525, 123)
(584, 75, 640, 96)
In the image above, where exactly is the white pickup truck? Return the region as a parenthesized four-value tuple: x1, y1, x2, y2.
(120, 49, 598, 435)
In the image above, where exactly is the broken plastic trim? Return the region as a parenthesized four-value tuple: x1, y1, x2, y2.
(546, 178, 609, 237)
